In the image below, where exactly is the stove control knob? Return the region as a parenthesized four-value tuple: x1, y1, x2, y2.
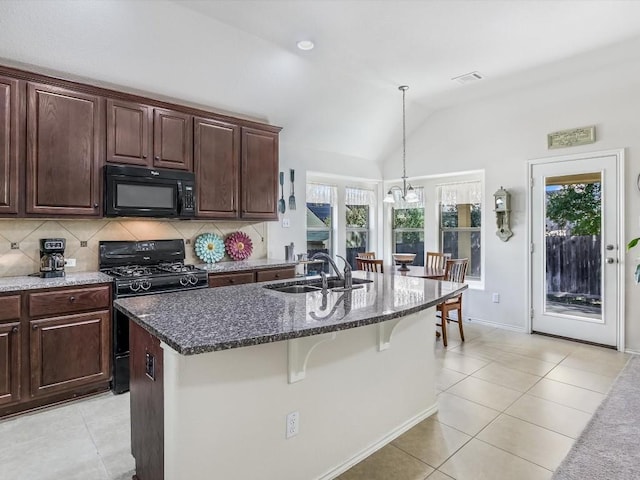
(188, 274, 198, 285)
(180, 276, 189, 286)
(130, 280, 141, 292)
(140, 280, 151, 291)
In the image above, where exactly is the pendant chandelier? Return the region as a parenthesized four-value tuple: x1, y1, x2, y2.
(383, 85, 418, 204)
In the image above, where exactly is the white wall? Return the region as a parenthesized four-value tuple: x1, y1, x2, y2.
(267, 144, 382, 263)
(383, 59, 640, 350)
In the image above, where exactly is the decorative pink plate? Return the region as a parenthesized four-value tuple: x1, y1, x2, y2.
(225, 231, 253, 261)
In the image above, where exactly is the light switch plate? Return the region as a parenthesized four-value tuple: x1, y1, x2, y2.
(282, 218, 290, 228)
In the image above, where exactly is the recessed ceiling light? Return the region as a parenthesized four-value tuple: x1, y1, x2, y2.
(296, 40, 315, 51)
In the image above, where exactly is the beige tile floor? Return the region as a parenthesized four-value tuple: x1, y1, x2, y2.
(0, 322, 630, 480)
(336, 322, 630, 480)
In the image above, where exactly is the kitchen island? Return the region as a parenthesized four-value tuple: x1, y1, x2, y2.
(114, 271, 467, 480)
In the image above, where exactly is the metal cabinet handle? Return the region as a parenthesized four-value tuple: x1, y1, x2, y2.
(32, 324, 38, 330)
(154, 156, 160, 161)
(606, 258, 615, 264)
(11, 326, 18, 334)
(94, 203, 99, 208)
(69, 296, 76, 302)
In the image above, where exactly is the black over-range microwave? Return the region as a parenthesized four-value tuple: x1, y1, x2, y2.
(104, 165, 196, 218)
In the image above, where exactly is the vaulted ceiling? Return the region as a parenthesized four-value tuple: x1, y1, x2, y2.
(3, 1, 640, 167)
(174, 0, 640, 164)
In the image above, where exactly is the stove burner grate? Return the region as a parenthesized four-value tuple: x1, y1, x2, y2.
(110, 265, 154, 277)
(156, 262, 196, 273)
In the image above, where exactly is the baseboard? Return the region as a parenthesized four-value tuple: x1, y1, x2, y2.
(466, 316, 528, 333)
(624, 348, 640, 355)
(316, 403, 438, 480)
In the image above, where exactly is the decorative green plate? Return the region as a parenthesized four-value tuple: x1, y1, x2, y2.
(194, 233, 225, 264)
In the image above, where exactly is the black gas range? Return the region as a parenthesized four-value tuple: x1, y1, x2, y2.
(100, 239, 208, 393)
(100, 239, 208, 298)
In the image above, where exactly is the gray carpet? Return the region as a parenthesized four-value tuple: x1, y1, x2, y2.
(552, 355, 640, 480)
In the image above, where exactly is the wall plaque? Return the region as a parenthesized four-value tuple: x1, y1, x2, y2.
(547, 126, 596, 149)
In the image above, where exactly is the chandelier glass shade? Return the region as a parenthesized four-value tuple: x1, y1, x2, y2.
(384, 85, 418, 204)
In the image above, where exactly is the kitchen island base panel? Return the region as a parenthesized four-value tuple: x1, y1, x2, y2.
(150, 309, 436, 480)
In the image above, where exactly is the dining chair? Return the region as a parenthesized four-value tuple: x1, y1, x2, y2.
(425, 251, 450, 271)
(357, 258, 384, 273)
(436, 258, 468, 347)
(356, 252, 376, 259)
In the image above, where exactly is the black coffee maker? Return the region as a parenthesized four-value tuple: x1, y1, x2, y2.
(39, 238, 66, 278)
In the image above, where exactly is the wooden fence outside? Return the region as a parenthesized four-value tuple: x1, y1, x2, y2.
(546, 235, 601, 296)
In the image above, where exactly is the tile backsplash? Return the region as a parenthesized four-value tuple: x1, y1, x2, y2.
(0, 219, 268, 277)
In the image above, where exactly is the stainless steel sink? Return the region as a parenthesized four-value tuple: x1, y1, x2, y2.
(264, 278, 373, 294)
(308, 278, 373, 289)
(267, 285, 322, 294)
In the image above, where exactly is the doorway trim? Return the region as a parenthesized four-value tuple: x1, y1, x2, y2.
(526, 148, 626, 351)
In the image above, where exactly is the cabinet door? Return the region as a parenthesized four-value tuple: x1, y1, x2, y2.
(194, 117, 240, 218)
(106, 99, 152, 166)
(26, 82, 103, 216)
(153, 108, 192, 171)
(29, 310, 110, 398)
(0, 76, 19, 215)
(0, 322, 21, 406)
(241, 127, 278, 220)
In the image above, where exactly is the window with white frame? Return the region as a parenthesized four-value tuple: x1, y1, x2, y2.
(345, 187, 374, 268)
(306, 183, 336, 274)
(391, 187, 425, 267)
(439, 181, 482, 279)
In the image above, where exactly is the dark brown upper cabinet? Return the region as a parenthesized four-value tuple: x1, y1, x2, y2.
(241, 127, 278, 220)
(26, 82, 103, 216)
(106, 99, 152, 166)
(194, 116, 240, 218)
(153, 108, 192, 171)
(107, 101, 192, 171)
(0, 64, 281, 220)
(0, 76, 19, 215)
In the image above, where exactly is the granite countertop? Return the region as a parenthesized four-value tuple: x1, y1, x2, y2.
(196, 258, 298, 273)
(114, 271, 468, 355)
(0, 272, 114, 293)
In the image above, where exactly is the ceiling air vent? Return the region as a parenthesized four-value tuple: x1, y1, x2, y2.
(452, 71, 483, 85)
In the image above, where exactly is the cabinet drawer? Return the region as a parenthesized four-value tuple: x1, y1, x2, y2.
(0, 295, 20, 323)
(28, 285, 111, 318)
(255, 268, 295, 283)
(208, 272, 255, 288)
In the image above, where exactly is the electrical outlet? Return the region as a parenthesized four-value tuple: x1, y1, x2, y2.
(282, 218, 290, 228)
(492, 293, 500, 303)
(286, 411, 299, 439)
(65, 258, 76, 267)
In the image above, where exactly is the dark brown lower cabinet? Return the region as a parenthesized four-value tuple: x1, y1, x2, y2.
(208, 266, 295, 288)
(0, 321, 21, 406)
(29, 311, 110, 398)
(0, 284, 112, 418)
(130, 320, 164, 480)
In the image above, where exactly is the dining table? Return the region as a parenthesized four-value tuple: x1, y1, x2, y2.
(395, 265, 445, 280)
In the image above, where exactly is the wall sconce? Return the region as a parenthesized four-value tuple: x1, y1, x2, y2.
(494, 186, 513, 242)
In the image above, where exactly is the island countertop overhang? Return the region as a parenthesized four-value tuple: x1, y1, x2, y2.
(113, 271, 467, 355)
